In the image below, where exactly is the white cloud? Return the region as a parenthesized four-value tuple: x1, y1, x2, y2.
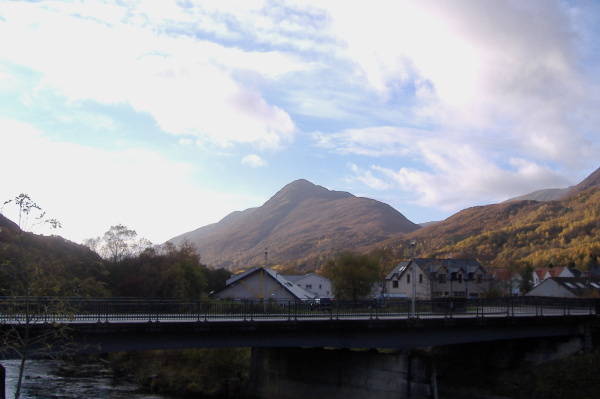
(242, 154, 267, 167)
(347, 140, 573, 213)
(0, 1, 300, 150)
(322, 1, 594, 164)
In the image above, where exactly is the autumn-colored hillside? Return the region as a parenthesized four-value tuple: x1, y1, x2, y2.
(391, 187, 600, 271)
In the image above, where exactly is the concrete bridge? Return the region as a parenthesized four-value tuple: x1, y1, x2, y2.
(1, 297, 598, 399)
(0, 296, 596, 355)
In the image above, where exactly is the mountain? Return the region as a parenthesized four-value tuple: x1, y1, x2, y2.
(502, 187, 571, 203)
(503, 166, 600, 203)
(398, 168, 600, 270)
(0, 213, 102, 265)
(169, 167, 600, 272)
(168, 179, 421, 270)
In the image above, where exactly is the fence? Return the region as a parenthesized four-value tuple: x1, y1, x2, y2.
(0, 296, 597, 324)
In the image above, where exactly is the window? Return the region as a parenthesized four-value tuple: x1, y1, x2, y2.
(319, 284, 322, 289)
(438, 274, 447, 283)
(407, 274, 410, 284)
(476, 274, 483, 283)
(306, 284, 312, 289)
(419, 274, 423, 284)
(458, 274, 463, 283)
(392, 280, 399, 288)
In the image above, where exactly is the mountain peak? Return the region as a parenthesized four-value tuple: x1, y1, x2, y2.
(266, 179, 354, 206)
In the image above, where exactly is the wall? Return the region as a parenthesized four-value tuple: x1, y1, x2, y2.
(248, 347, 436, 399)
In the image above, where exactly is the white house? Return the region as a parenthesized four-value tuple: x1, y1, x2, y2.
(283, 273, 333, 298)
(385, 258, 489, 299)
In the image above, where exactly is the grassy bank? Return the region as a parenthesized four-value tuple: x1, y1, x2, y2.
(109, 348, 251, 398)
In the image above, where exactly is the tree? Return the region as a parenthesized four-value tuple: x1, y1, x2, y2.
(321, 252, 381, 301)
(0, 194, 75, 399)
(158, 239, 207, 298)
(84, 224, 152, 265)
(519, 265, 535, 295)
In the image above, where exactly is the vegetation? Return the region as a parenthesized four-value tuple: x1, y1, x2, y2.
(109, 348, 251, 397)
(368, 188, 600, 277)
(320, 252, 381, 301)
(0, 194, 109, 399)
(0, 195, 232, 398)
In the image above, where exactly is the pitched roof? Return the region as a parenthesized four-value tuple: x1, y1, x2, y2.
(531, 277, 600, 298)
(489, 269, 522, 282)
(547, 267, 568, 277)
(414, 258, 483, 274)
(386, 258, 485, 280)
(386, 260, 410, 279)
(221, 267, 316, 300)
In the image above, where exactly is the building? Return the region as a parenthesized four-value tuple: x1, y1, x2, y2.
(210, 267, 320, 301)
(532, 267, 577, 287)
(525, 277, 600, 298)
(488, 269, 523, 296)
(385, 258, 489, 299)
(283, 273, 332, 298)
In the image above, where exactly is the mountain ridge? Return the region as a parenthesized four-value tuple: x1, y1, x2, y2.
(168, 179, 420, 270)
(168, 167, 600, 271)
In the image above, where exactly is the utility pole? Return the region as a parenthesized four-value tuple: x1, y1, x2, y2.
(410, 239, 416, 317)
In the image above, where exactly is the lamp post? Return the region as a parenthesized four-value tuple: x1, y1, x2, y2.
(410, 239, 416, 317)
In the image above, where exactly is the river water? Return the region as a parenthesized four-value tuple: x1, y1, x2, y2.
(1, 359, 175, 399)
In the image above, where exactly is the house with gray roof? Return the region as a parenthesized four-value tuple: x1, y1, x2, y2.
(209, 267, 317, 301)
(385, 258, 489, 299)
(283, 273, 332, 298)
(525, 277, 600, 298)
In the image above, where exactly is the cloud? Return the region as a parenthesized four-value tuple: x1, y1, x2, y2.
(346, 141, 573, 212)
(322, 1, 596, 164)
(0, 1, 300, 149)
(242, 154, 267, 167)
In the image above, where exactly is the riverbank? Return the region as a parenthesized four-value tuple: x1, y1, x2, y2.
(107, 348, 251, 398)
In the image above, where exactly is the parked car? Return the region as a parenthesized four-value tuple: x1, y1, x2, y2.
(310, 297, 333, 311)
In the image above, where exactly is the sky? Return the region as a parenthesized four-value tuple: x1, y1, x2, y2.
(1, 0, 599, 245)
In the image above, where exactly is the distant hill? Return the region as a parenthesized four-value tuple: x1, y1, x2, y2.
(503, 166, 600, 203)
(168, 179, 421, 270)
(0, 213, 102, 265)
(399, 185, 600, 271)
(502, 187, 571, 203)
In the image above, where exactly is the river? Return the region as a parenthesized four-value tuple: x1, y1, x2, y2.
(1, 359, 176, 399)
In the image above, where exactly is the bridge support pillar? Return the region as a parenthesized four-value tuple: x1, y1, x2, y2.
(248, 347, 437, 399)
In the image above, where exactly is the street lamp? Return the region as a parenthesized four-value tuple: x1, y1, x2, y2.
(410, 239, 416, 317)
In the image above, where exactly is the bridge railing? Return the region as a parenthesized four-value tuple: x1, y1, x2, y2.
(0, 296, 596, 323)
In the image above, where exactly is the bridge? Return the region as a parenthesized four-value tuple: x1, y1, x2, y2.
(0, 296, 597, 356)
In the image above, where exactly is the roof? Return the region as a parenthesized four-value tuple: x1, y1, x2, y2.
(386, 260, 410, 280)
(219, 267, 316, 300)
(527, 277, 600, 298)
(283, 273, 329, 284)
(386, 258, 485, 280)
(489, 269, 522, 282)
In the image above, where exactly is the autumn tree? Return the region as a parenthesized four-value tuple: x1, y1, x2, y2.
(158, 239, 207, 298)
(321, 252, 381, 301)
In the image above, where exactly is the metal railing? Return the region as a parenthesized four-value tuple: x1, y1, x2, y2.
(0, 296, 596, 324)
